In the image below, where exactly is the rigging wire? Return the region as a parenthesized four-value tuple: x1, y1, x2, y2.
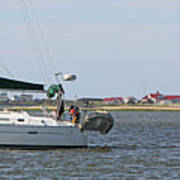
(21, 0, 51, 84)
(28, 0, 57, 76)
(18, 0, 47, 84)
(18, 0, 51, 85)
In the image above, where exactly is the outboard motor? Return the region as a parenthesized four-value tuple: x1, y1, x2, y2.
(80, 111, 114, 134)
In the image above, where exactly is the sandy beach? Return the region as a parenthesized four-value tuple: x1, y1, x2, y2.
(4, 105, 180, 112)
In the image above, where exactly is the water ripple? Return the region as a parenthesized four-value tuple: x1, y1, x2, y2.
(0, 111, 180, 179)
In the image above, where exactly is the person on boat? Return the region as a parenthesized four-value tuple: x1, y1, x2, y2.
(47, 83, 65, 120)
(57, 99, 65, 120)
(73, 106, 80, 124)
(69, 105, 75, 120)
(69, 105, 80, 124)
(56, 85, 65, 121)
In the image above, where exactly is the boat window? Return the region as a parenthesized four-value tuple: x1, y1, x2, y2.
(18, 119, 24, 122)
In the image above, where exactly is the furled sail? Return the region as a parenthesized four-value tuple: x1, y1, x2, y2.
(0, 77, 44, 92)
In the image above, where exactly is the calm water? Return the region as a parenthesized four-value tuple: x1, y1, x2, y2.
(0, 111, 180, 180)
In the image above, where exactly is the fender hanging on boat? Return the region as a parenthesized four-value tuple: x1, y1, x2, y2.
(80, 111, 114, 134)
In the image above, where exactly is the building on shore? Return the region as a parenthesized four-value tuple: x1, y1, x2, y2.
(141, 91, 180, 104)
(77, 97, 103, 107)
(124, 97, 138, 104)
(12, 94, 33, 102)
(0, 93, 9, 102)
(104, 97, 124, 105)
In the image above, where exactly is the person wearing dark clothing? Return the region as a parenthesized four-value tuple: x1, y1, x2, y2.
(56, 85, 65, 121)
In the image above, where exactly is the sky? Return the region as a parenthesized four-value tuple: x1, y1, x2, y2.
(0, 0, 180, 99)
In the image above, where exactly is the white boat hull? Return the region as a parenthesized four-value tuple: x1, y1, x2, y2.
(0, 125, 87, 148)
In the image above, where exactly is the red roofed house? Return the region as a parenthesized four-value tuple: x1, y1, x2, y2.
(141, 91, 180, 104)
(104, 97, 124, 104)
(163, 95, 180, 104)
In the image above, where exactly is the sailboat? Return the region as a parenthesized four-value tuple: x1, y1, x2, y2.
(0, 75, 114, 149)
(0, 1, 114, 148)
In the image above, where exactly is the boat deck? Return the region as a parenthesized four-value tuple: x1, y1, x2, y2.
(0, 111, 75, 127)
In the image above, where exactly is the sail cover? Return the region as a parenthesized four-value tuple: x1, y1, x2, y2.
(0, 77, 44, 92)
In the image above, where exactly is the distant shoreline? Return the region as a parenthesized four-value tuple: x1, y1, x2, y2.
(4, 105, 180, 112)
(92, 105, 180, 112)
